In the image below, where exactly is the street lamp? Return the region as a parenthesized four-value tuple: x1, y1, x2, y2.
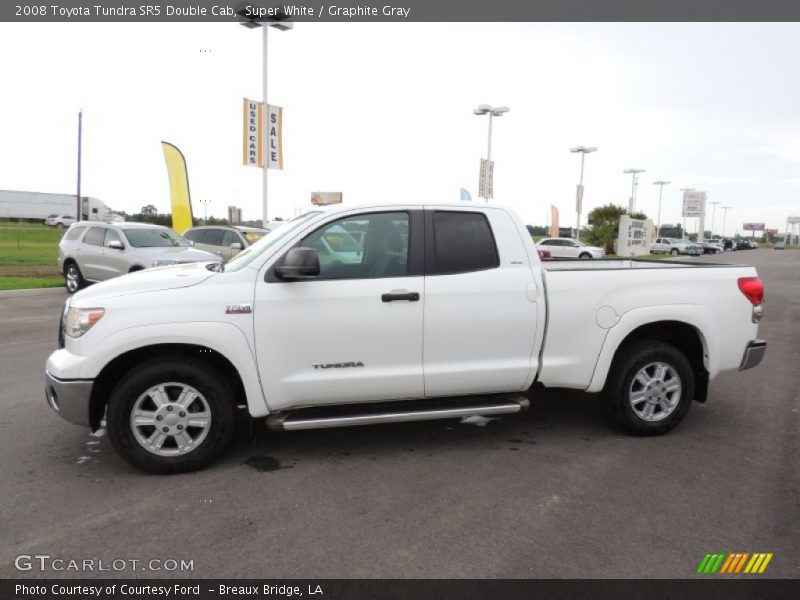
(652, 180, 670, 237)
(237, 3, 293, 225)
(473, 104, 509, 201)
(721, 206, 732, 237)
(570, 146, 597, 241)
(623, 168, 645, 213)
(708, 201, 720, 237)
(200, 198, 212, 222)
(679, 188, 695, 239)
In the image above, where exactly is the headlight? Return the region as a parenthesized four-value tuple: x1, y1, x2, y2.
(151, 259, 180, 267)
(65, 307, 104, 338)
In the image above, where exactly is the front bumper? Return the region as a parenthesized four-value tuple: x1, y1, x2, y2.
(45, 370, 93, 427)
(739, 339, 767, 371)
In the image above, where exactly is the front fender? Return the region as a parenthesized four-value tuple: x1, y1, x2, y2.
(586, 305, 714, 393)
(78, 322, 270, 417)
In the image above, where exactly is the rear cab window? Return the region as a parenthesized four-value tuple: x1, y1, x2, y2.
(431, 211, 499, 275)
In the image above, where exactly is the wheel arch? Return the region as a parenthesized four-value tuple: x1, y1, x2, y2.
(89, 343, 246, 431)
(62, 257, 77, 275)
(588, 313, 712, 401)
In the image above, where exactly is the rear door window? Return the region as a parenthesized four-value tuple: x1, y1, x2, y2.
(83, 226, 106, 246)
(432, 211, 499, 275)
(184, 229, 206, 243)
(202, 229, 225, 247)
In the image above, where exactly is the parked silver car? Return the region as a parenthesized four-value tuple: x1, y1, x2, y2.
(650, 237, 701, 256)
(58, 222, 219, 293)
(183, 225, 269, 261)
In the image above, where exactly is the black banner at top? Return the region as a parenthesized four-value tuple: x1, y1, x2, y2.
(4, 0, 800, 22)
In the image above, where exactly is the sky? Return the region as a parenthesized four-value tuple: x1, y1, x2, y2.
(1, 22, 799, 234)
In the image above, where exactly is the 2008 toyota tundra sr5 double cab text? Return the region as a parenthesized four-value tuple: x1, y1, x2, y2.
(45, 203, 767, 473)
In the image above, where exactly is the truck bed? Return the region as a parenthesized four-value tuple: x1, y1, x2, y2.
(538, 257, 759, 391)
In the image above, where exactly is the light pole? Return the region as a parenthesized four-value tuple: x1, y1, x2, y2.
(679, 188, 695, 239)
(570, 146, 597, 241)
(238, 5, 293, 225)
(623, 169, 645, 213)
(200, 198, 212, 223)
(721, 206, 732, 237)
(708, 201, 720, 237)
(473, 104, 509, 201)
(652, 180, 670, 237)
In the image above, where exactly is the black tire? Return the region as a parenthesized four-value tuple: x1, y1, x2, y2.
(605, 340, 694, 436)
(670, 248, 679, 256)
(63, 260, 85, 294)
(56, 223, 65, 229)
(106, 357, 236, 474)
(128, 265, 144, 273)
(579, 252, 592, 259)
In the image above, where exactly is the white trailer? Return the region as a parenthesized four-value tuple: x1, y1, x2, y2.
(0, 190, 119, 222)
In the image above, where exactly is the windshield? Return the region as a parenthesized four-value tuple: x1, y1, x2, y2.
(224, 212, 322, 272)
(123, 228, 189, 248)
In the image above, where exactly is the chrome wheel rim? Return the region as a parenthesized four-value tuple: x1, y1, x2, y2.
(629, 362, 682, 422)
(65, 266, 79, 292)
(130, 382, 211, 456)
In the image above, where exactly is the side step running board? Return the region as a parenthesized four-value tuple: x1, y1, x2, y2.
(266, 395, 530, 431)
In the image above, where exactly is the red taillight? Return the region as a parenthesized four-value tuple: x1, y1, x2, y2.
(738, 277, 764, 305)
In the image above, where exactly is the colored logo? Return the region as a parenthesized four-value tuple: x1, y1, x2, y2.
(697, 553, 773, 574)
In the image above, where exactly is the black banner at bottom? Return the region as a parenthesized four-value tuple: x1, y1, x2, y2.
(3, 579, 799, 600)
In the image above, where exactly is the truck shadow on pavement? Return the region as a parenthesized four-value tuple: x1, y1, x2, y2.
(230, 388, 616, 472)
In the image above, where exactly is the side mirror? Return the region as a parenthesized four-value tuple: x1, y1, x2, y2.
(275, 247, 320, 280)
(187, 240, 195, 247)
(230, 242, 243, 251)
(108, 240, 124, 250)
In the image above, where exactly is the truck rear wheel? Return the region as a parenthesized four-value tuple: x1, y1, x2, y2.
(106, 358, 236, 474)
(606, 340, 694, 435)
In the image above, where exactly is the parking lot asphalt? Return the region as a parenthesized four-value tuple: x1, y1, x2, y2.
(0, 250, 797, 579)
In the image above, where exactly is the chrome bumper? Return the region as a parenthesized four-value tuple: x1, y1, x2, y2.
(739, 339, 767, 371)
(45, 370, 93, 427)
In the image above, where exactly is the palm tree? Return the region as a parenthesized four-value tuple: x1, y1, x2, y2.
(585, 205, 650, 254)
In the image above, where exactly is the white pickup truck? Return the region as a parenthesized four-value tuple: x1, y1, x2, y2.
(45, 203, 767, 473)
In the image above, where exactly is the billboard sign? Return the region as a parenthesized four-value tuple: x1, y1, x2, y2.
(742, 223, 765, 231)
(788, 216, 800, 224)
(682, 191, 706, 218)
(311, 192, 343, 206)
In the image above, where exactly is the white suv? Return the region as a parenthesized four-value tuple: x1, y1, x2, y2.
(58, 222, 219, 293)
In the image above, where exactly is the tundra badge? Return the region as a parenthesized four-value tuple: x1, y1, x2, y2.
(225, 304, 252, 314)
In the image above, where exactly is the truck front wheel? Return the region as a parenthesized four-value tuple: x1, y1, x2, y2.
(606, 340, 694, 435)
(106, 358, 236, 474)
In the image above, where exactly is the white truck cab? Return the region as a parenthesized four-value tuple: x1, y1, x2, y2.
(45, 203, 766, 473)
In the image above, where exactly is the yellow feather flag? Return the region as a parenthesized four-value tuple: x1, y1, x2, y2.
(161, 141, 194, 234)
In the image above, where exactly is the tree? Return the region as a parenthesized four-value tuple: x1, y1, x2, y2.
(585, 204, 627, 254)
(141, 204, 158, 216)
